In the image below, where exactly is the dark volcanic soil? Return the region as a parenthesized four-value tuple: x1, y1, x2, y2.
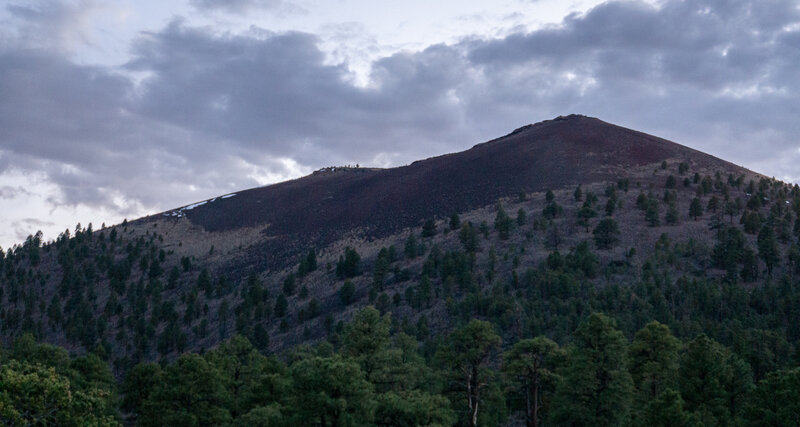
(148, 114, 745, 270)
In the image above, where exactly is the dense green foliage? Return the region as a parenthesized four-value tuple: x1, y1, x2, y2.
(5, 305, 800, 425)
(0, 334, 119, 425)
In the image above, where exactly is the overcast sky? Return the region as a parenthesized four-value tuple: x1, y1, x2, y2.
(1, 0, 799, 248)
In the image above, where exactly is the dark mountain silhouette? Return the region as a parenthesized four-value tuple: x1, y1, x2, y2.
(151, 114, 746, 269)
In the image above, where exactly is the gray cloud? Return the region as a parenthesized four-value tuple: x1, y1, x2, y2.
(0, 186, 30, 199)
(19, 218, 55, 227)
(189, 0, 300, 15)
(126, 21, 468, 165)
(11, 218, 55, 244)
(0, 44, 271, 213)
(4, 0, 103, 53)
(2, 0, 800, 247)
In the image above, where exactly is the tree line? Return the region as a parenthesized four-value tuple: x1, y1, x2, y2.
(3, 307, 799, 426)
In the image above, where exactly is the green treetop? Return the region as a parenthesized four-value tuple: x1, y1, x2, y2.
(502, 337, 564, 427)
(436, 319, 502, 427)
(550, 313, 632, 426)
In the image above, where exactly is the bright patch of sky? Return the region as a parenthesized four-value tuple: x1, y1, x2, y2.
(0, 168, 137, 243)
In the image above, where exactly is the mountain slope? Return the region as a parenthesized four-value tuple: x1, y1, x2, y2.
(4, 114, 794, 373)
(174, 114, 743, 235)
(147, 114, 749, 270)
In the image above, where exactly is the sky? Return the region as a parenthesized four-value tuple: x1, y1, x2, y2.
(1, 0, 799, 248)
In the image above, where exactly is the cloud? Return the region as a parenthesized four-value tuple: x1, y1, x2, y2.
(19, 218, 55, 227)
(0, 186, 30, 199)
(189, 0, 301, 15)
(126, 21, 468, 165)
(4, 0, 105, 54)
(462, 0, 800, 162)
(1, 0, 800, 247)
(12, 219, 54, 243)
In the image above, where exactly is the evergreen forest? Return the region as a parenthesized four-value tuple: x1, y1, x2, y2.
(3, 157, 800, 425)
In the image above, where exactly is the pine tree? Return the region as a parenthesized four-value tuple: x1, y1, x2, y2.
(577, 201, 597, 232)
(724, 199, 742, 223)
(339, 281, 356, 305)
(494, 204, 512, 240)
(743, 367, 800, 425)
(550, 313, 632, 426)
(421, 219, 437, 237)
(274, 294, 288, 318)
(678, 335, 749, 425)
(502, 337, 564, 427)
(122, 363, 162, 416)
(341, 307, 391, 380)
(743, 211, 762, 234)
(665, 203, 679, 225)
(516, 208, 527, 226)
(198, 269, 212, 296)
(204, 336, 284, 418)
(542, 201, 563, 219)
(642, 389, 694, 427)
(289, 355, 375, 425)
(740, 248, 759, 282)
(604, 198, 616, 216)
(593, 218, 620, 250)
(404, 233, 418, 259)
(336, 247, 361, 279)
(459, 222, 479, 253)
(374, 390, 455, 426)
(627, 321, 680, 418)
(636, 192, 648, 210)
(701, 175, 713, 194)
(297, 249, 317, 276)
(645, 199, 660, 226)
(282, 274, 296, 296)
(449, 213, 461, 231)
(689, 197, 703, 220)
(757, 223, 779, 276)
(436, 319, 501, 427)
(707, 195, 720, 212)
(140, 354, 232, 426)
